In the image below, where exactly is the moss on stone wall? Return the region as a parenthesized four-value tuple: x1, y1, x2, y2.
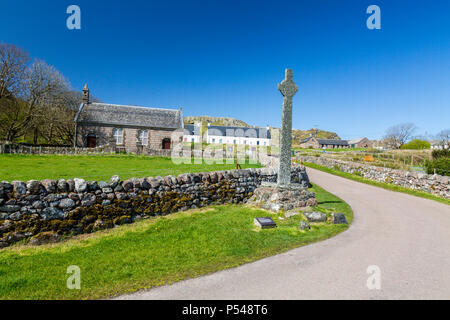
(0, 167, 310, 248)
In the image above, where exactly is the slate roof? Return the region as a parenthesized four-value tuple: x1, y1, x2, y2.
(301, 136, 349, 146)
(348, 138, 366, 144)
(300, 136, 314, 144)
(76, 103, 182, 129)
(207, 125, 271, 139)
(317, 139, 349, 146)
(184, 124, 200, 136)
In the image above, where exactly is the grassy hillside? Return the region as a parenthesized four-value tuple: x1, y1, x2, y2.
(292, 128, 341, 145)
(184, 116, 251, 127)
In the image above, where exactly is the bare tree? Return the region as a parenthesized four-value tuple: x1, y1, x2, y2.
(38, 90, 79, 144)
(436, 129, 450, 147)
(0, 96, 30, 142)
(25, 59, 69, 108)
(24, 59, 70, 144)
(0, 43, 29, 98)
(0, 57, 70, 143)
(383, 123, 417, 149)
(0, 43, 96, 145)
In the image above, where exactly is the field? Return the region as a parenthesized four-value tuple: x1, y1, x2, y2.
(303, 161, 450, 206)
(295, 148, 433, 171)
(0, 154, 261, 182)
(0, 183, 352, 300)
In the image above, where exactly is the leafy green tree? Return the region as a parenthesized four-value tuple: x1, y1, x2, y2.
(400, 139, 430, 150)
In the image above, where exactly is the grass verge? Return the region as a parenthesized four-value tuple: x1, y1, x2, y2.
(0, 184, 352, 300)
(0, 154, 261, 181)
(303, 162, 450, 206)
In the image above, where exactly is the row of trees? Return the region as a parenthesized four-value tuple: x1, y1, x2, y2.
(0, 43, 81, 145)
(382, 123, 449, 149)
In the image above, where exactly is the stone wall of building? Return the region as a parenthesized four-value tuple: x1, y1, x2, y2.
(301, 156, 449, 199)
(147, 129, 179, 150)
(76, 124, 181, 153)
(77, 125, 113, 148)
(121, 128, 178, 152)
(352, 138, 372, 148)
(0, 166, 310, 248)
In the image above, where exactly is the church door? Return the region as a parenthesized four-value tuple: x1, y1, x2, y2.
(162, 138, 171, 150)
(87, 135, 97, 148)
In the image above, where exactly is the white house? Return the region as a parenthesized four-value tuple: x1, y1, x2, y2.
(430, 141, 449, 150)
(207, 125, 271, 146)
(183, 123, 272, 146)
(183, 124, 201, 143)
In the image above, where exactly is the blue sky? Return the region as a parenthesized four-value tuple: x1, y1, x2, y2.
(1, 0, 449, 139)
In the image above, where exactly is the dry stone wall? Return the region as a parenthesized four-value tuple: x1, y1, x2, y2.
(0, 167, 310, 248)
(0, 143, 115, 155)
(301, 156, 449, 199)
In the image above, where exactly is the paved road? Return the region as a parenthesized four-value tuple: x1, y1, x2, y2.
(116, 168, 450, 300)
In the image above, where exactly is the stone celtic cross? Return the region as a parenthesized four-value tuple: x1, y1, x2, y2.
(277, 68, 298, 186)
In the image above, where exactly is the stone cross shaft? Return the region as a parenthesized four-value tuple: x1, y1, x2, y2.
(277, 68, 298, 186)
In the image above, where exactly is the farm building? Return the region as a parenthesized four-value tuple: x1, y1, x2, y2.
(348, 137, 372, 148)
(299, 136, 372, 149)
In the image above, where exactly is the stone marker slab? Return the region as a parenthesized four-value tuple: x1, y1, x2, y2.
(254, 217, 277, 229)
(332, 213, 348, 225)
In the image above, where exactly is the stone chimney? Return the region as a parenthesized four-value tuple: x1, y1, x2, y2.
(82, 83, 90, 104)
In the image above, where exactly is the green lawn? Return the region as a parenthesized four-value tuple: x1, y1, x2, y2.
(0, 154, 261, 182)
(0, 184, 352, 300)
(304, 161, 450, 206)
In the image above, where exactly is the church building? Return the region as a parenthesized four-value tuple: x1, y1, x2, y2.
(74, 85, 183, 153)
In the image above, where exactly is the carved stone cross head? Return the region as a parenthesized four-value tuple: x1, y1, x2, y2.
(278, 68, 298, 98)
